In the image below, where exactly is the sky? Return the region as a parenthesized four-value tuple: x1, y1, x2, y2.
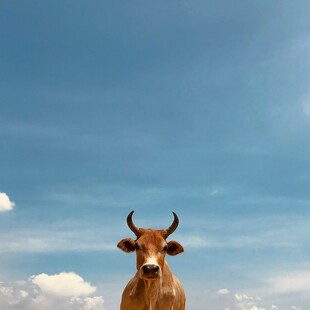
(1, 1, 310, 309)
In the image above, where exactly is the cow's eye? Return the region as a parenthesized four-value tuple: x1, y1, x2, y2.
(162, 245, 168, 253)
(135, 243, 141, 251)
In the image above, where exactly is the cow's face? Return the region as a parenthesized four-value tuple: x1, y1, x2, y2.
(118, 228, 184, 279)
(117, 211, 184, 280)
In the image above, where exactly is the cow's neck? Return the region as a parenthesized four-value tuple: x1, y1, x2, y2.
(144, 277, 161, 310)
(143, 261, 171, 310)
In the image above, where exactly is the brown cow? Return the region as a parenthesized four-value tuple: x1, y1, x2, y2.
(117, 211, 186, 310)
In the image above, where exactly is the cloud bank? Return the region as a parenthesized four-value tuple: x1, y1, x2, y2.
(0, 272, 104, 310)
(0, 193, 15, 212)
(209, 288, 302, 310)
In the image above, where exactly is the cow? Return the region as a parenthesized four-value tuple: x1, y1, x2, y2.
(117, 210, 186, 310)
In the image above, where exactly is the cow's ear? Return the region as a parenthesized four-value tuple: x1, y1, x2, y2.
(117, 238, 136, 253)
(167, 240, 184, 256)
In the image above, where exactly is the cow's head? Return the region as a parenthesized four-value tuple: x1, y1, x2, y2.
(117, 211, 184, 280)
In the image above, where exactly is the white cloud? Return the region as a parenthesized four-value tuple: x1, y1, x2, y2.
(0, 272, 105, 310)
(0, 193, 15, 212)
(207, 288, 280, 310)
(217, 288, 230, 295)
(83, 296, 105, 310)
(209, 286, 307, 310)
(31, 272, 96, 297)
(234, 294, 266, 310)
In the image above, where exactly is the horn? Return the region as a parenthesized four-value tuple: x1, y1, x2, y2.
(165, 212, 179, 237)
(127, 210, 140, 236)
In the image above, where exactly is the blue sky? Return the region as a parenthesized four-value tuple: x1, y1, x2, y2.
(1, 1, 310, 309)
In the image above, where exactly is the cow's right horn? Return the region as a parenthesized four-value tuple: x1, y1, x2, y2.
(127, 210, 140, 237)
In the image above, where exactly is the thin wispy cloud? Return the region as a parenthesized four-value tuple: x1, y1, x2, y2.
(268, 271, 310, 294)
(302, 93, 310, 120)
(180, 221, 310, 250)
(0, 230, 116, 253)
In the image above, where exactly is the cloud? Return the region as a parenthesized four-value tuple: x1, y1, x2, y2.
(0, 193, 15, 212)
(212, 290, 278, 310)
(288, 36, 310, 66)
(31, 272, 96, 297)
(302, 93, 310, 120)
(209, 287, 305, 310)
(217, 288, 230, 295)
(180, 235, 219, 248)
(0, 230, 116, 253)
(180, 224, 302, 250)
(234, 294, 266, 310)
(0, 272, 105, 310)
(268, 271, 310, 294)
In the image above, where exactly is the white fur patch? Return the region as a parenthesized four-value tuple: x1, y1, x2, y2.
(144, 256, 159, 267)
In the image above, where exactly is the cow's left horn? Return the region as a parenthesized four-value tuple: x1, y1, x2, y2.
(165, 212, 179, 237)
(127, 210, 140, 237)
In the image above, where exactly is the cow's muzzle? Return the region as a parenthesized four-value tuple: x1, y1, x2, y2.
(141, 264, 160, 279)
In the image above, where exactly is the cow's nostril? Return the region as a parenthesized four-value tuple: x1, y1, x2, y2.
(143, 264, 159, 275)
